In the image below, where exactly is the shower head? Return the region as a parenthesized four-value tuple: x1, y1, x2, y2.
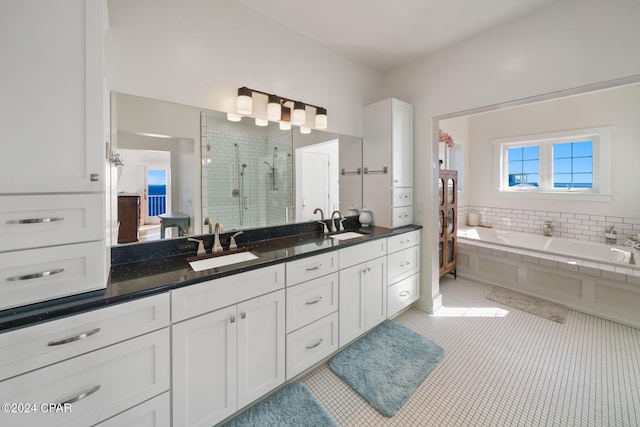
(242, 163, 247, 168)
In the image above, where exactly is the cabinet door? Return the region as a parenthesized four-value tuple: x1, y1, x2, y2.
(237, 290, 285, 408)
(172, 307, 237, 427)
(339, 257, 387, 347)
(391, 98, 413, 188)
(0, 0, 105, 193)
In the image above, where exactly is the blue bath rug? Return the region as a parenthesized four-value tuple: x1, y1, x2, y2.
(221, 382, 337, 427)
(329, 320, 445, 417)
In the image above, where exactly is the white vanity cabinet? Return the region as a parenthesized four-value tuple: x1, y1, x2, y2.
(0, 0, 106, 194)
(0, 293, 170, 427)
(0, 0, 109, 308)
(363, 98, 414, 228)
(387, 230, 421, 318)
(285, 253, 340, 379)
(171, 265, 286, 427)
(338, 240, 388, 347)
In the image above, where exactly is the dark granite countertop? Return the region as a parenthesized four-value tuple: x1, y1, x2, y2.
(0, 223, 421, 333)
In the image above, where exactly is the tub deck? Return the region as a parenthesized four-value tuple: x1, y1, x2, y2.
(457, 227, 640, 329)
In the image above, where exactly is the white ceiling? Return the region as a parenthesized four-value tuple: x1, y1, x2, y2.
(234, 0, 561, 72)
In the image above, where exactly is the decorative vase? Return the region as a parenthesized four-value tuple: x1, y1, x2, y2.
(359, 208, 373, 227)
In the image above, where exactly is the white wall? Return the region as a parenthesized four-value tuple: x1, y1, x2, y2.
(107, 0, 382, 137)
(466, 83, 640, 217)
(382, 0, 640, 312)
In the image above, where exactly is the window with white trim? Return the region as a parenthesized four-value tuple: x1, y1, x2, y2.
(493, 126, 614, 200)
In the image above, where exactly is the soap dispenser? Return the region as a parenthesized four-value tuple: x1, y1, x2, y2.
(605, 225, 617, 245)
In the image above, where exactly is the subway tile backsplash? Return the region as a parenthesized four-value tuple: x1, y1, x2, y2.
(458, 205, 640, 245)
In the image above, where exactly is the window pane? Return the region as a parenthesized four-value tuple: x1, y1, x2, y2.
(554, 158, 571, 172)
(573, 141, 593, 156)
(522, 146, 539, 160)
(523, 160, 539, 174)
(508, 147, 522, 161)
(573, 174, 593, 188)
(508, 161, 523, 174)
(573, 157, 592, 173)
(552, 141, 593, 189)
(553, 143, 572, 158)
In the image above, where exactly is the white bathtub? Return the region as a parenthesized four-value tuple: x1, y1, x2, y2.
(456, 226, 640, 328)
(458, 227, 638, 267)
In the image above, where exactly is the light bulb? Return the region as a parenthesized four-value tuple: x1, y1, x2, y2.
(237, 87, 252, 115)
(292, 101, 306, 125)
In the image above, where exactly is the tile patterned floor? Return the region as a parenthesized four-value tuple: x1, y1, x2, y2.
(301, 276, 640, 426)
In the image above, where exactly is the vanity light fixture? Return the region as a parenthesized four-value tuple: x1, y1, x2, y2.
(292, 101, 306, 126)
(315, 107, 327, 129)
(279, 106, 292, 130)
(237, 87, 253, 114)
(267, 95, 282, 121)
(234, 86, 327, 129)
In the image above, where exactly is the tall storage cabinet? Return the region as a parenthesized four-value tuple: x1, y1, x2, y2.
(363, 98, 414, 228)
(439, 169, 457, 277)
(0, 0, 109, 308)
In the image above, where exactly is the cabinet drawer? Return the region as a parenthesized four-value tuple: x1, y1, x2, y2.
(392, 188, 413, 208)
(387, 274, 420, 318)
(391, 206, 413, 228)
(172, 264, 285, 322)
(0, 241, 106, 310)
(339, 239, 387, 270)
(286, 312, 339, 379)
(286, 251, 338, 286)
(387, 229, 420, 253)
(388, 245, 420, 284)
(0, 293, 170, 382)
(286, 273, 338, 333)
(96, 391, 170, 427)
(0, 329, 170, 427)
(0, 194, 103, 252)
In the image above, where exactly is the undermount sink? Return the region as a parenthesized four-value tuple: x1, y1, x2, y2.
(189, 251, 259, 272)
(329, 231, 367, 241)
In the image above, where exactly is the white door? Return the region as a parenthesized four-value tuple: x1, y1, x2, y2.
(339, 264, 365, 347)
(363, 257, 387, 331)
(143, 167, 170, 225)
(301, 152, 330, 221)
(237, 290, 285, 408)
(172, 307, 237, 427)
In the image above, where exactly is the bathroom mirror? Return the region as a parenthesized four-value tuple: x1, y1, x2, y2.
(111, 93, 363, 245)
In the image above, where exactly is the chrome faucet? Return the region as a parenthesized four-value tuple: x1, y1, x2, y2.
(330, 210, 342, 233)
(204, 217, 213, 234)
(213, 222, 224, 253)
(313, 208, 324, 220)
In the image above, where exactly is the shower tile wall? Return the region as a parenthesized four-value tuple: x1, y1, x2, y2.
(458, 205, 640, 245)
(266, 130, 293, 225)
(201, 115, 293, 232)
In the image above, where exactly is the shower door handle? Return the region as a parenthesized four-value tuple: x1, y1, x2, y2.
(243, 196, 248, 210)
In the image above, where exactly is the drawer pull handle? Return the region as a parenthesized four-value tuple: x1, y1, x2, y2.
(48, 328, 101, 347)
(306, 339, 323, 349)
(306, 296, 323, 305)
(400, 239, 410, 244)
(7, 268, 64, 282)
(6, 217, 64, 224)
(240, 312, 246, 319)
(399, 195, 409, 199)
(305, 264, 323, 271)
(399, 214, 409, 219)
(399, 291, 410, 297)
(58, 385, 101, 405)
(229, 315, 236, 324)
(400, 262, 410, 267)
